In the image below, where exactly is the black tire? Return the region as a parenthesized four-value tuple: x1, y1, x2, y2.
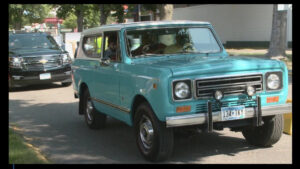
(61, 82, 72, 87)
(242, 115, 283, 147)
(134, 102, 174, 162)
(82, 89, 106, 129)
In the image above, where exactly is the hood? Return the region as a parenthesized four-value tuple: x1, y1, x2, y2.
(9, 48, 63, 57)
(133, 55, 282, 77)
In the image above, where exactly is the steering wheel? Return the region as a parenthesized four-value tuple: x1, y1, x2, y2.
(142, 44, 151, 54)
(182, 43, 194, 52)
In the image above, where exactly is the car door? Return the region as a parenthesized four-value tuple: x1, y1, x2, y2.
(92, 31, 123, 118)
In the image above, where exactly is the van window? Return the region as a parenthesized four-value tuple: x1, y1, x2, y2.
(82, 34, 102, 58)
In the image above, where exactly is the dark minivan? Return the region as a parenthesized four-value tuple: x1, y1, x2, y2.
(9, 32, 72, 89)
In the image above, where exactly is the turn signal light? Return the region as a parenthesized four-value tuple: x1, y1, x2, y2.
(267, 96, 279, 103)
(176, 105, 191, 113)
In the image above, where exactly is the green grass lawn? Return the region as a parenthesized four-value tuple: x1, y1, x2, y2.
(9, 127, 49, 164)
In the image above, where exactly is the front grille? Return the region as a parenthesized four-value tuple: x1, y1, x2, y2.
(195, 74, 263, 98)
(196, 99, 257, 114)
(22, 55, 63, 71)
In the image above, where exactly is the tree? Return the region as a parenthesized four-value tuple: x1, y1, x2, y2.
(56, 4, 92, 32)
(61, 13, 77, 31)
(84, 6, 100, 29)
(266, 4, 288, 58)
(158, 4, 173, 21)
(111, 4, 125, 23)
(143, 4, 159, 21)
(9, 4, 52, 30)
(98, 4, 112, 25)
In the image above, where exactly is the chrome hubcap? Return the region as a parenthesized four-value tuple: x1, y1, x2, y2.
(139, 115, 154, 149)
(86, 99, 93, 122)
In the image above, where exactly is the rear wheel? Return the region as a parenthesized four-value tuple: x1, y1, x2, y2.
(134, 102, 174, 162)
(82, 89, 106, 129)
(242, 115, 283, 147)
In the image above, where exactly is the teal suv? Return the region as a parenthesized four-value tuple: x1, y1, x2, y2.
(72, 21, 292, 162)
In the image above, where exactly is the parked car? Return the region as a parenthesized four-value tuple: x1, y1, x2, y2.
(9, 32, 72, 90)
(71, 21, 292, 162)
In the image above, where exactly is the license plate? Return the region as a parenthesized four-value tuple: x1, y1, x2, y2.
(221, 105, 245, 121)
(39, 73, 51, 80)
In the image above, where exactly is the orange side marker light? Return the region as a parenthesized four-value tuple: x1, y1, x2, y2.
(176, 105, 191, 113)
(267, 96, 279, 103)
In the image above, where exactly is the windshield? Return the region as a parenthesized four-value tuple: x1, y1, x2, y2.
(9, 34, 60, 50)
(126, 27, 221, 57)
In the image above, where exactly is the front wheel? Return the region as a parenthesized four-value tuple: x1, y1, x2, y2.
(242, 115, 283, 147)
(134, 102, 174, 162)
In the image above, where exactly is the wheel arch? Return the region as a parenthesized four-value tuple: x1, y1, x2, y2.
(130, 94, 158, 124)
(78, 82, 89, 115)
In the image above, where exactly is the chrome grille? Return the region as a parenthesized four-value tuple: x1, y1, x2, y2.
(195, 74, 263, 98)
(196, 99, 257, 114)
(23, 55, 63, 70)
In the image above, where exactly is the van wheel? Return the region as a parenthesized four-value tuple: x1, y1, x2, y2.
(134, 102, 174, 162)
(82, 89, 106, 129)
(242, 115, 283, 147)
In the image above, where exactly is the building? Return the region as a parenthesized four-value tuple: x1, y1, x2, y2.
(172, 4, 292, 48)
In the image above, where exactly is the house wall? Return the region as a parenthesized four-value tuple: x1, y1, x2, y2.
(173, 4, 292, 48)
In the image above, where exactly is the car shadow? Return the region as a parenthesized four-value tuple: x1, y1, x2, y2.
(9, 99, 266, 164)
(9, 83, 68, 92)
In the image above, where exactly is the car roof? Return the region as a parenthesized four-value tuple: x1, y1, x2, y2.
(82, 20, 211, 36)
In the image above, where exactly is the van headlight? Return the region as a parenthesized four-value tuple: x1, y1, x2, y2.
(62, 53, 72, 65)
(173, 80, 192, 100)
(9, 57, 24, 68)
(266, 72, 283, 90)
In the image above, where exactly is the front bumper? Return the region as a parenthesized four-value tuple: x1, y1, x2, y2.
(9, 66, 71, 87)
(166, 103, 292, 128)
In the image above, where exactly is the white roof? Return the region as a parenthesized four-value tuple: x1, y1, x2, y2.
(82, 20, 211, 36)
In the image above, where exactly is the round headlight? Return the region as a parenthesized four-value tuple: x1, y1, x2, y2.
(267, 74, 280, 90)
(174, 82, 190, 99)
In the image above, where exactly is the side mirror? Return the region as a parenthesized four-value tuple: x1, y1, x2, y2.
(100, 58, 111, 66)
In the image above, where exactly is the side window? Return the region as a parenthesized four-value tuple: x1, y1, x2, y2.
(103, 31, 120, 62)
(82, 35, 102, 58)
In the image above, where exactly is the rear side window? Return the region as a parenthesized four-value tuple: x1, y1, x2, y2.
(82, 34, 102, 58)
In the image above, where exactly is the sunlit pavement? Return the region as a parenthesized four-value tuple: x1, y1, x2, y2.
(9, 82, 292, 164)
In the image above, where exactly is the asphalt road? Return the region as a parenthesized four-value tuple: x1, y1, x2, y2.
(9, 77, 292, 164)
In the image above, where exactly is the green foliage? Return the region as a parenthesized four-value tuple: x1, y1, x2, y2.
(84, 6, 100, 28)
(62, 13, 77, 30)
(56, 4, 98, 31)
(110, 4, 125, 23)
(9, 4, 52, 30)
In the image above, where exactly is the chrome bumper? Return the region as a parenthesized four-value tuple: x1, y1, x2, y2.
(166, 103, 292, 128)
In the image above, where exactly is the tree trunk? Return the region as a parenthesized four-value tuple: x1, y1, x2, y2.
(266, 5, 287, 58)
(115, 5, 124, 23)
(14, 9, 24, 30)
(159, 4, 173, 21)
(99, 4, 107, 25)
(75, 9, 84, 32)
(15, 22, 22, 30)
